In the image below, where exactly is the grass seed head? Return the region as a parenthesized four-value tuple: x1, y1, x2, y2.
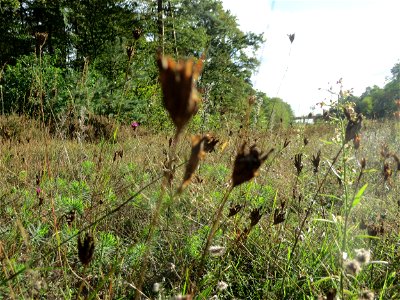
(78, 233, 95, 266)
(157, 54, 203, 133)
(232, 143, 273, 187)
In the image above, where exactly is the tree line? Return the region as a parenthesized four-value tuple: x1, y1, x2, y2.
(0, 0, 295, 130)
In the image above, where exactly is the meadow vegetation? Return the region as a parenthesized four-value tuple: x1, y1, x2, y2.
(1, 1, 400, 299)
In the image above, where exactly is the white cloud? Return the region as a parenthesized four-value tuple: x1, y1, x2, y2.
(222, 0, 400, 115)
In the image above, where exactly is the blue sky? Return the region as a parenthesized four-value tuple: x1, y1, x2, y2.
(221, 0, 400, 116)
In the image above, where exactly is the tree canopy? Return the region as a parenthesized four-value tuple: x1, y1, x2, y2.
(0, 0, 294, 128)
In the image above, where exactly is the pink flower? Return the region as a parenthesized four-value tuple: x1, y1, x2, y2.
(36, 187, 41, 196)
(131, 121, 140, 131)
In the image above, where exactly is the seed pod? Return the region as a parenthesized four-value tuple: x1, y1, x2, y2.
(179, 135, 206, 192)
(312, 150, 321, 174)
(157, 55, 203, 133)
(345, 113, 362, 143)
(78, 233, 95, 266)
(231, 143, 273, 187)
(294, 153, 303, 176)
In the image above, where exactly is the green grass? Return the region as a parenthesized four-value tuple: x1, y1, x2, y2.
(0, 115, 399, 299)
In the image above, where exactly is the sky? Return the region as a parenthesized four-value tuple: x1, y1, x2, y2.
(221, 0, 400, 116)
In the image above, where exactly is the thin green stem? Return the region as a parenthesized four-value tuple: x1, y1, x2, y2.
(198, 184, 234, 276)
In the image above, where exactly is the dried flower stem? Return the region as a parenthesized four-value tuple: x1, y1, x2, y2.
(135, 131, 181, 300)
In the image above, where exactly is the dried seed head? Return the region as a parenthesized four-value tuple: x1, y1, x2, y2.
(126, 46, 135, 60)
(203, 134, 219, 153)
(312, 150, 321, 174)
(391, 153, 400, 170)
(303, 137, 309, 146)
(157, 55, 203, 132)
(228, 204, 243, 217)
(35, 32, 48, 47)
(77, 233, 95, 266)
(249, 207, 263, 227)
(344, 259, 361, 275)
(345, 113, 362, 143)
(179, 135, 206, 192)
(273, 204, 286, 225)
(383, 162, 392, 181)
(354, 248, 371, 265)
(231, 143, 273, 187)
(360, 158, 366, 170)
(380, 143, 391, 159)
(132, 27, 142, 40)
(353, 134, 361, 150)
(283, 138, 290, 149)
(294, 153, 303, 176)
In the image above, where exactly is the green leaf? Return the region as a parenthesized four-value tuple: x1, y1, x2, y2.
(352, 183, 368, 208)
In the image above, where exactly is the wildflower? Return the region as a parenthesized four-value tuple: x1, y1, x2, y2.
(157, 54, 203, 133)
(355, 248, 371, 265)
(131, 121, 139, 131)
(36, 187, 41, 196)
(344, 259, 361, 275)
(217, 281, 228, 292)
(232, 143, 273, 187)
(208, 246, 226, 257)
(77, 233, 95, 266)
